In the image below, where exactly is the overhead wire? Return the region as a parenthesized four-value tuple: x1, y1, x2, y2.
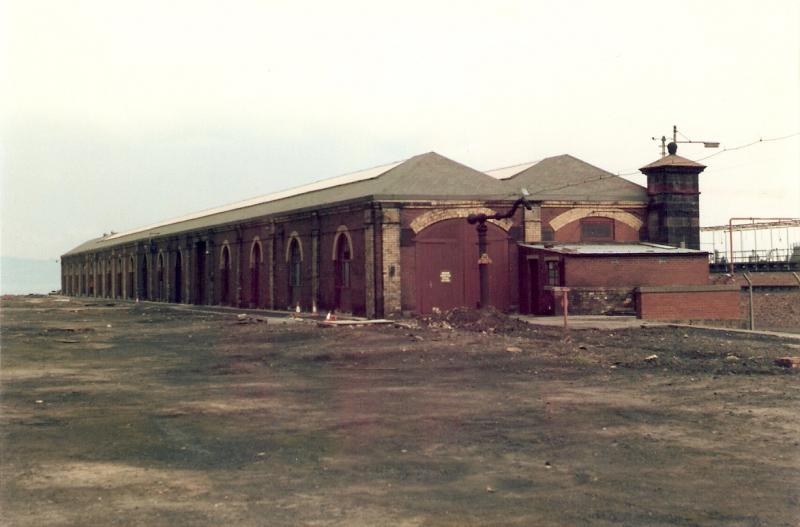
(695, 132, 799, 162)
(513, 131, 799, 196)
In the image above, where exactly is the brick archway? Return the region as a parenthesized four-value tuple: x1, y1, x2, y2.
(410, 208, 513, 234)
(284, 232, 304, 262)
(548, 208, 643, 232)
(331, 226, 353, 261)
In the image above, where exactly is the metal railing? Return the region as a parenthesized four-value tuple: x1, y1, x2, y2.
(708, 246, 800, 264)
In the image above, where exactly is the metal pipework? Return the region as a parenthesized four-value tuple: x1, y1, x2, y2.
(727, 217, 799, 274)
(467, 196, 533, 309)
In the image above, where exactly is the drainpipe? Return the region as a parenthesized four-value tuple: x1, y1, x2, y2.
(476, 222, 489, 308)
(742, 272, 754, 330)
(467, 195, 533, 309)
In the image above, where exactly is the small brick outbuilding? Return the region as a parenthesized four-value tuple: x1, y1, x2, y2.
(517, 242, 739, 320)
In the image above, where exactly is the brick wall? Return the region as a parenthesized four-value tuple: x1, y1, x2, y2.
(381, 208, 402, 316)
(81, 204, 377, 315)
(636, 285, 740, 320)
(565, 254, 709, 287)
(553, 218, 640, 242)
(739, 289, 800, 332)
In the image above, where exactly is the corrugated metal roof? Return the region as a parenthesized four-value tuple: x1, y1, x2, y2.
(519, 242, 707, 255)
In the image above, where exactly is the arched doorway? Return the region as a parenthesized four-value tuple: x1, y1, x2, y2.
(334, 233, 352, 312)
(174, 251, 183, 303)
(250, 242, 262, 308)
(220, 245, 231, 305)
(288, 238, 302, 309)
(415, 218, 509, 314)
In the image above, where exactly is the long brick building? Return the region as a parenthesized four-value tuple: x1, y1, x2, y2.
(61, 148, 713, 317)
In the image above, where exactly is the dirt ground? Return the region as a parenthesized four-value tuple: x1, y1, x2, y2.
(1, 296, 799, 527)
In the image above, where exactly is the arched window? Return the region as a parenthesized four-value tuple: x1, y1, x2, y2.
(174, 251, 183, 303)
(250, 240, 263, 308)
(220, 245, 231, 305)
(288, 238, 302, 308)
(128, 256, 135, 299)
(116, 256, 123, 299)
(289, 239, 301, 287)
(89, 261, 96, 296)
(333, 231, 352, 311)
(106, 259, 112, 298)
(334, 233, 351, 289)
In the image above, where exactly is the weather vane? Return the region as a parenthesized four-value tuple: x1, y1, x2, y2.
(652, 125, 720, 157)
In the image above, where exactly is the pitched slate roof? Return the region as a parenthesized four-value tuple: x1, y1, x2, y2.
(487, 154, 647, 201)
(64, 152, 511, 256)
(484, 160, 540, 180)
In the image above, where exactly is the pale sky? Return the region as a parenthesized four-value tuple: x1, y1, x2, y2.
(2, 0, 799, 261)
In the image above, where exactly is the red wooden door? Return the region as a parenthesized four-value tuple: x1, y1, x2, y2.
(415, 219, 510, 314)
(417, 238, 463, 313)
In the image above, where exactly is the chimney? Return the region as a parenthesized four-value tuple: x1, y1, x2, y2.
(639, 142, 706, 249)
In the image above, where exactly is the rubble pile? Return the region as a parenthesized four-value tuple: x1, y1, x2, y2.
(418, 306, 530, 334)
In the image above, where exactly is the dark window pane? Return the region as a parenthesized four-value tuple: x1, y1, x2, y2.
(581, 220, 613, 241)
(546, 261, 560, 286)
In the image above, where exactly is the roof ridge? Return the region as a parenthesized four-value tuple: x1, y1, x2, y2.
(485, 158, 542, 172)
(557, 153, 617, 177)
